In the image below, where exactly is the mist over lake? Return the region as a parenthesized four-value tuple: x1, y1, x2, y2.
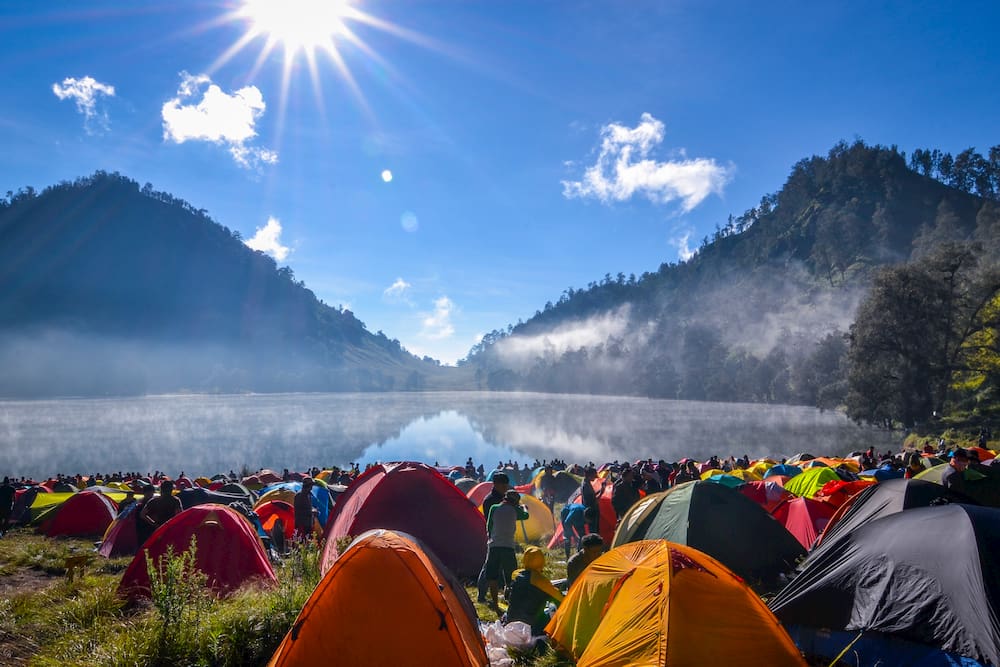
(0, 392, 896, 479)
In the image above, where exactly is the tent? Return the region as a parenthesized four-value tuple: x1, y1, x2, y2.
(45, 490, 117, 538)
(99, 503, 139, 558)
(765, 464, 802, 479)
(770, 497, 836, 549)
(466, 481, 495, 509)
(454, 477, 478, 494)
(704, 473, 746, 489)
(322, 462, 486, 579)
(916, 464, 1000, 507)
(546, 540, 806, 667)
(255, 499, 295, 539)
(256, 482, 331, 525)
(816, 478, 971, 549)
(269, 530, 486, 667)
(782, 466, 841, 498)
(738, 480, 796, 513)
(770, 504, 1000, 666)
(178, 487, 253, 510)
(118, 504, 277, 600)
(612, 481, 804, 585)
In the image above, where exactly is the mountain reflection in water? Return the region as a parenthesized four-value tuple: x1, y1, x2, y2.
(0, 392, 896, 479)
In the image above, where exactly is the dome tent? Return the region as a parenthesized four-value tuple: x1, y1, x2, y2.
(322, 461, 486, 579)
(268, 530, 487, 667)
(613, 480, 804, 586)
(547, 540, 806, 667)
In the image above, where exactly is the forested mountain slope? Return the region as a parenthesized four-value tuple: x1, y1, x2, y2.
(463, 141, 1000, 408)
(0, 172, 465, 396)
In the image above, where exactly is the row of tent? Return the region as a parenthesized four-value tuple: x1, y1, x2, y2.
(18, 453, 1000, 666)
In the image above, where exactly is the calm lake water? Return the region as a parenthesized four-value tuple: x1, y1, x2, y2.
(0, 391, 897, 479)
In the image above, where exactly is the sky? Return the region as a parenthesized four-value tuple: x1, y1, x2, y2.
(1, 1, 998, 364)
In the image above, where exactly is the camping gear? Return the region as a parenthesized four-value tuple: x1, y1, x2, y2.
(322, 461, 486, 579)
(546, 540, 806, 666)
(269, 529, 487, 667)
(612, 480, 804, 585)
(770, 504, 1000, 666)
(770, 496, 836, 549)
(118, 504, 276, 599)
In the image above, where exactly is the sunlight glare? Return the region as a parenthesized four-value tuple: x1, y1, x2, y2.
(240, 0, 354, 53)
(381, 169, 393, 182)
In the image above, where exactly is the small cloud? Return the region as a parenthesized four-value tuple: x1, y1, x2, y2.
(52, 75, 115, 133)
(381, 169, 393, 183)
(562, 112, 732, 212)
(245, 216, 290, 260)
(162, 72, 277, 169)
(669, 231, 696, 262)
(400, 211, 419, 233)
(421, 296, 456, 340)
(383, 277, 412, 302)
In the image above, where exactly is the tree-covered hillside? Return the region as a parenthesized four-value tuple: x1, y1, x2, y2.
(463, 141, 1000, 417)
(0, 172, 467, 396)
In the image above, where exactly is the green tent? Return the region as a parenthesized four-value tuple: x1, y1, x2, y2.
(783, 467, 841, 498)
(612, 480, 804, 586)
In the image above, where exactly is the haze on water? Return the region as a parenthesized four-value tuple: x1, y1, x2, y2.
(0, 391, 896, 479)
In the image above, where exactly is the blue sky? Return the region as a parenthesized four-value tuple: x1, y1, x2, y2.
(2, 1, 998, 364)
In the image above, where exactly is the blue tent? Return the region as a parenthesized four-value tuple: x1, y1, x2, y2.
(765, 464, 802, 479)
(259, 482, 331, 526)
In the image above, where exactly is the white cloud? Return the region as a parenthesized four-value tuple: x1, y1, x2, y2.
(52, 76, 115, 133)
(669, 231, 696, 262)
(562, 112, 732, 212)
(245, 217, 290, 260)
(162, 72, 277, 169)
(383, 277, 412, 301)
(421, 296, 456, 340)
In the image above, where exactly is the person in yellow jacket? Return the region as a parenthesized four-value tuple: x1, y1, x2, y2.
(504, 546, 564, 635)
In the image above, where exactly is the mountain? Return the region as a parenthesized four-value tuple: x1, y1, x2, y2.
(0, 172, 470, 397)
(463, 140, 1000, 406)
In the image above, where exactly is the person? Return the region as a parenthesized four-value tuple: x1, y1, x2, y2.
(566, 533, 605, 589)
(559, 502, 588, 558)
(294, 477, 318, 541)
(904, 453, 924, 479)
(539, 465, 557, 513)
(504, 546, 565, 636)
(940, 448, 970, 494)
(479, 490, 529, 608)
(117, 491, 136, 516)
(270, 517, 287, 555)
(0, 477, 15, 536)
(139, 480, 181, 544)
(611, 467, 640, 520)
(579, 467, 606, 536)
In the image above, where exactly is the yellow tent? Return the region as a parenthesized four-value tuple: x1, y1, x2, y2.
(546, 540, 806, 666)
(698, 468, 724, 480)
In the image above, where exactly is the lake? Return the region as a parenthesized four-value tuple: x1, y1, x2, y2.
(0, 391, 898, 479)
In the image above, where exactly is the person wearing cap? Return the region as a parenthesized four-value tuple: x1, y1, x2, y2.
(294, 477, 318, 541)
(941, 448, 970, 494)
(479, 489, 529, 609)
(504, 546, 564, 636)
(566, 533, 605, 589)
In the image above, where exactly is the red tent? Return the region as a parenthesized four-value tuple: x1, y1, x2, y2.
(118, 505, 277, 600)
(739, 481, 796, 513)
(45, 491, 117, 538)
(99, 504, 139, 558)
(466, 481, 494, 509)
(546, 480, 616, 549)
(322, 461, 486, 579)
(256, 499, 295, 539)
(770, 497, 836, 549)
(814, 479, 875, 508)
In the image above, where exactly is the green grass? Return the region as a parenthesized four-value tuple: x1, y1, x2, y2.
(0, 526, 576, 666)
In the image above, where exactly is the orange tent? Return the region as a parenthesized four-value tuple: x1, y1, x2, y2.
(547, 540, 806, 667)
(268, 529, 488, 667)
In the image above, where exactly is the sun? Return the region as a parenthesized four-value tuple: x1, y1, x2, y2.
(238, 0, 354, 53)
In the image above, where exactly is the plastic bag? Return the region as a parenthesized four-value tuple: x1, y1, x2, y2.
(500, 621, 532, 649)
(481, 620, 533, 666)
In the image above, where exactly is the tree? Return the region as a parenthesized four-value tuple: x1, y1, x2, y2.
(847, 243, 1000, 426)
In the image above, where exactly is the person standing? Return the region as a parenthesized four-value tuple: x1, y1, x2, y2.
(294, 477, 319, 541)
(580, 467, 606, 536)
(0, 477, 15, 536)
(940, 448, 970, 495)
(611, 467, 640, 520)
(539, 465, 557, 513)
(479, 490, 529, 609)
(566, 533, 605, 589)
